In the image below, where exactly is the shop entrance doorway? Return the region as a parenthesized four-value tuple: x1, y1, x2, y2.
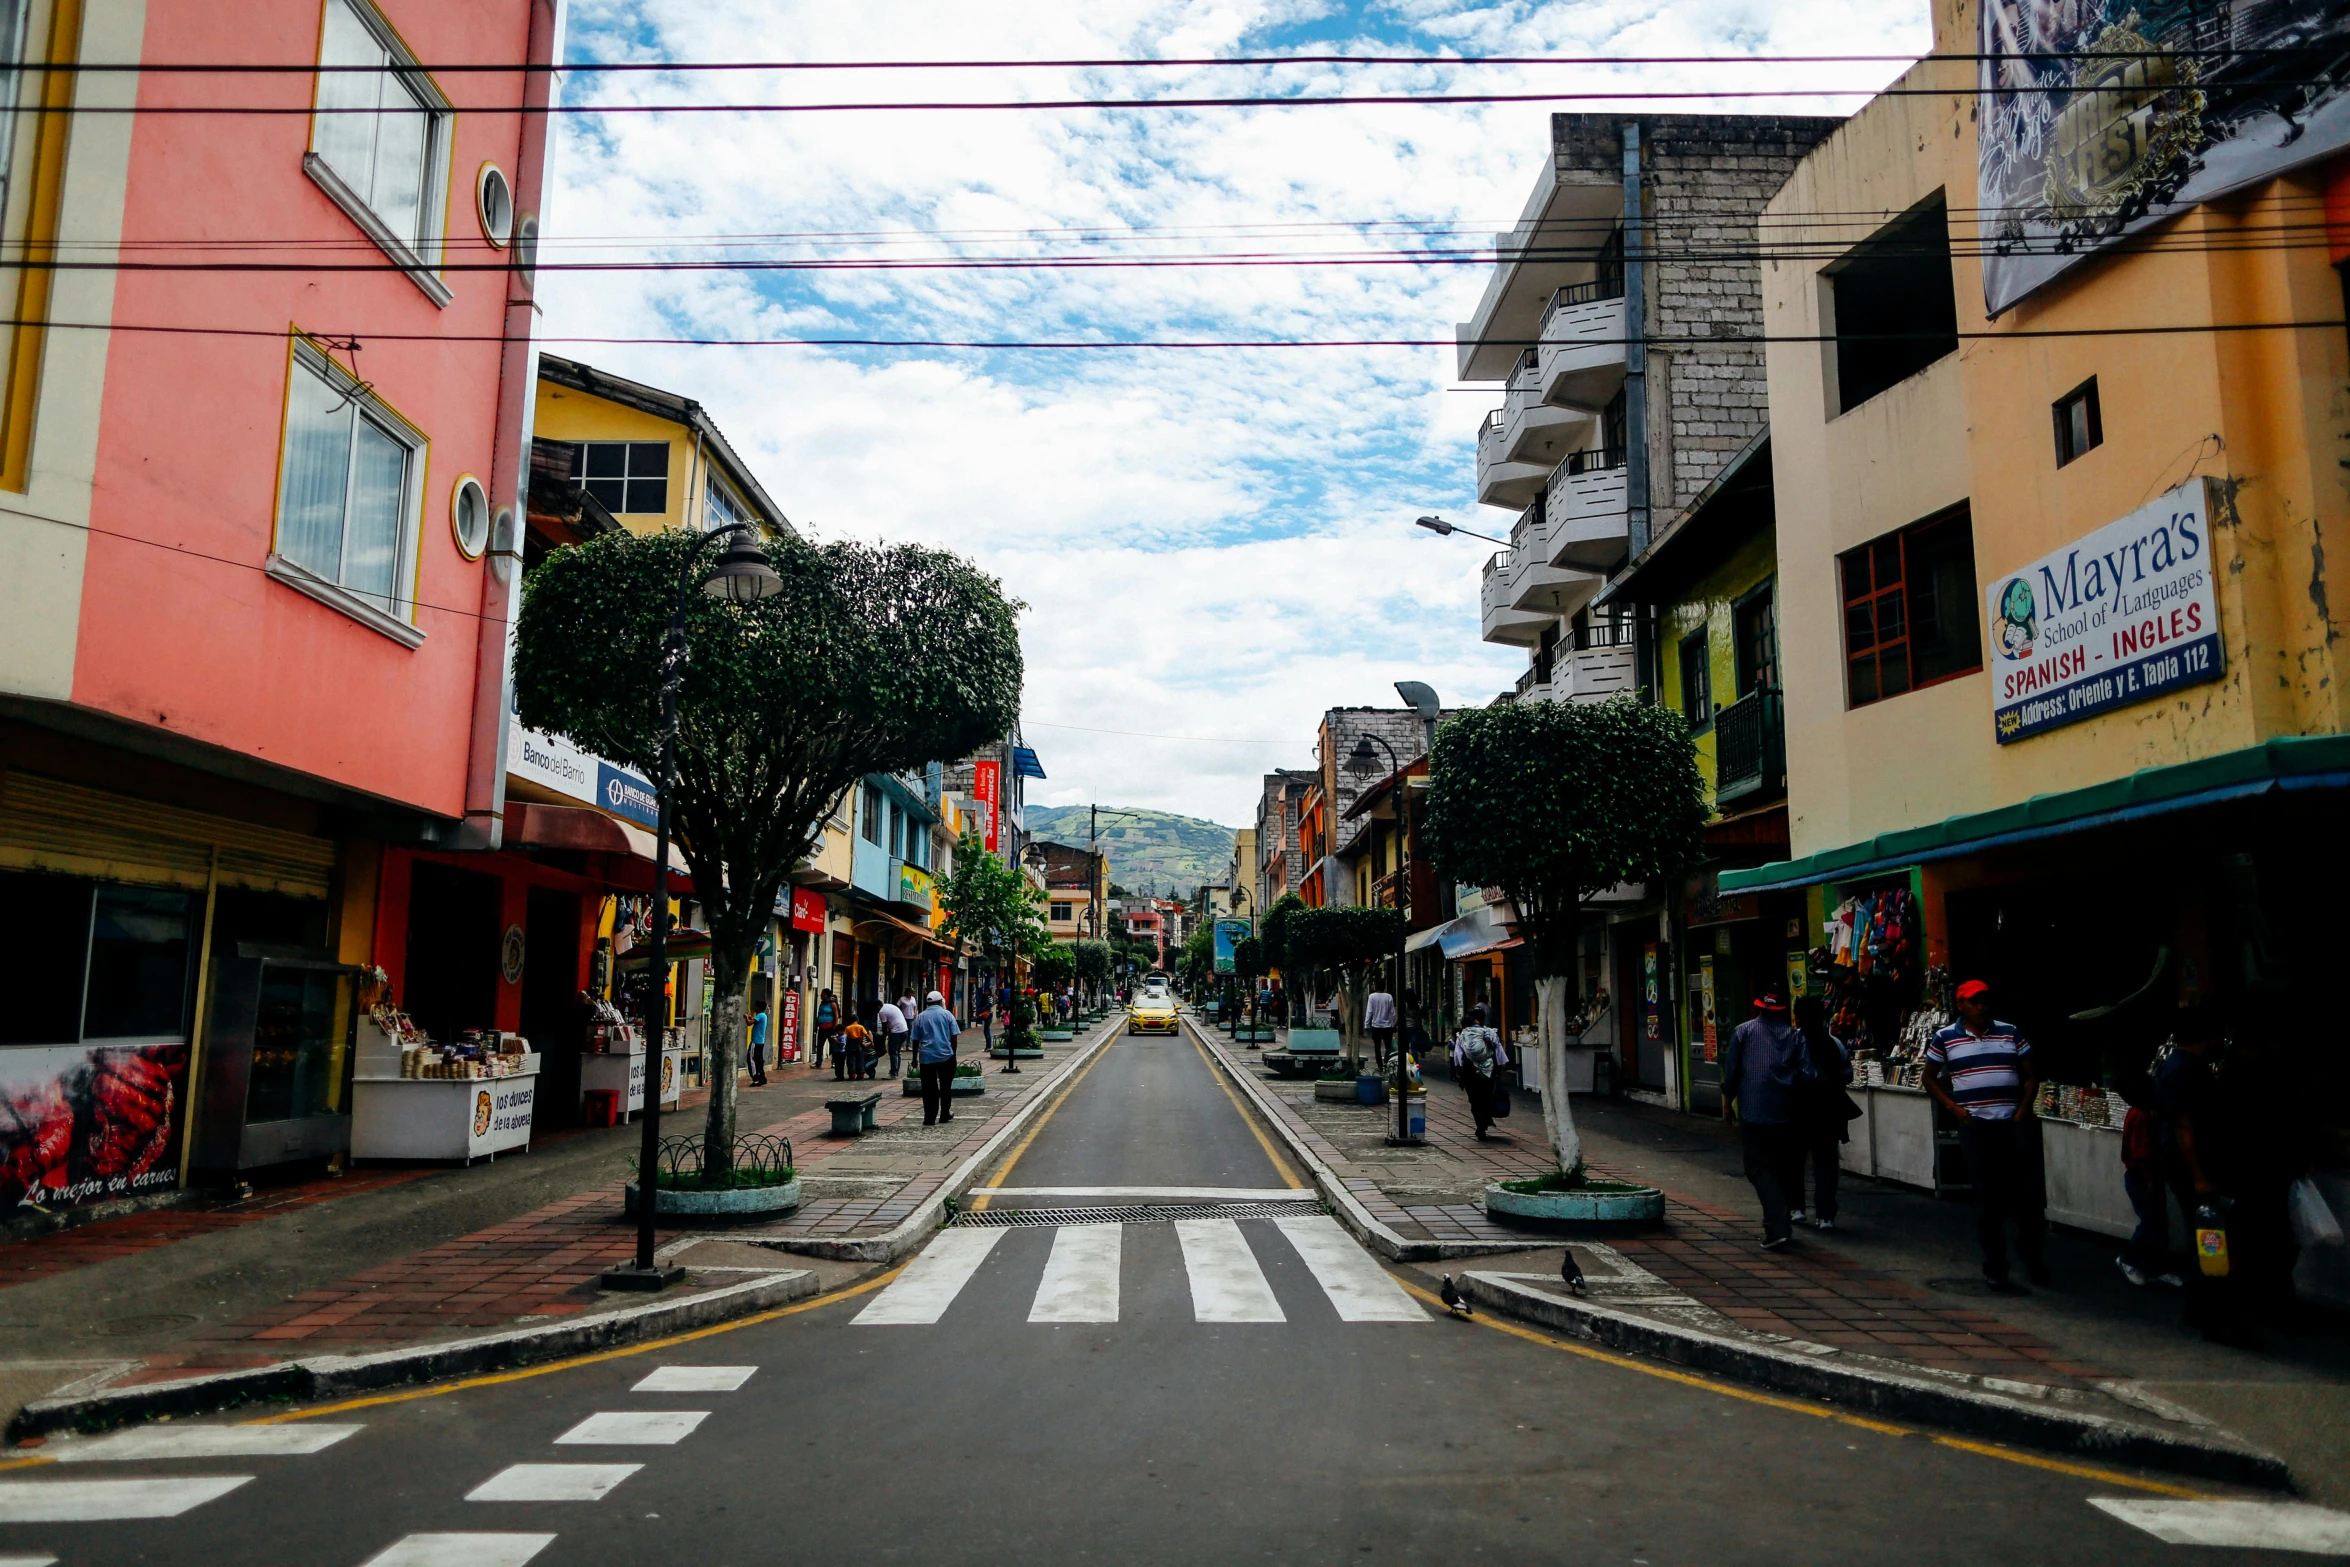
(402, 862, 500, 1044)
(521, 888, 583, 1128)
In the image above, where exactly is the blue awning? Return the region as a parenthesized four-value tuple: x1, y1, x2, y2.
(1011, 746, 1047, 780)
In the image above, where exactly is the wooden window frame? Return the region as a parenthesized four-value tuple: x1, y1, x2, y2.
(1838, 505, 1982, 710)
(2053, 377, 2103, 467)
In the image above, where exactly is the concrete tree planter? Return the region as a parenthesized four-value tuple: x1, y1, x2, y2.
(988, 1046, 1045, 1060)
(1312, 1079, 1361, 1102)
(1038, 1029, 1076, 1042)
(625, 1177, 801, 1220)
(901, 1073, 988, 1097)
(1484, 1178, 1666, 1227)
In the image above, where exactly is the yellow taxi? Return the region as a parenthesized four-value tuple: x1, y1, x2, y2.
(1127, 987, 1180, 1035)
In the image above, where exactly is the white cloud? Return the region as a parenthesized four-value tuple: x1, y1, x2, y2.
(541, 0, 1931, 824)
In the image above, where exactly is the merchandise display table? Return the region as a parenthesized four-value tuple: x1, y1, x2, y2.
(579, 1045, 685, 1119)
(352, 1067, 539, 1163)
(1837, 1083, 1937, 1189)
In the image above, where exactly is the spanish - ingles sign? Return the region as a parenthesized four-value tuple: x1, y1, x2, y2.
(1988, 478, 2222, 744)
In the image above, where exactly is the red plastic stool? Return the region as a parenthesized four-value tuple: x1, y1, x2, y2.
(582, 1089, 620, 1128)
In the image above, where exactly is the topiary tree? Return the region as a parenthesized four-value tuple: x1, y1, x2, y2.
(515, 528, 1021, 1180)
(1074, 939, 1112, 1003)
(1258, 891, 1309, 1021)
(1283, 905, 1406, 1067)
(1420, 695, 1707, 1177)
(1031, 944, 1075, 993)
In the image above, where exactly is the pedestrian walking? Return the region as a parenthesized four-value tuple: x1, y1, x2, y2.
(747, 1006, 770, 1086)
(2155, 1006, 2277, 1346)
(877, 995, 909, 1079)
(1922, 979, 2047, 1293)
(1365, 984, 1398, 1072)
(911, 989, 961, 1126)
(813, 990, 839, 1073)
(2115, 1083, 2181, 1289)
(1789, 994, 1852, 1231)
(1451, 1006, 1510, 1140)
(1721, 989, 1810, 1251)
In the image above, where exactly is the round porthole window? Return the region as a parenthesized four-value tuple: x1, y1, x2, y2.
(452, 475, 490, 559)
(476, 164, 514, 248)
(514, 212, 539, 288)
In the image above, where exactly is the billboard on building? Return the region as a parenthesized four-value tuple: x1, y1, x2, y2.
(1986, 477, 2223, 743)
(0, 1044, 186, 1209)
(1213, 918, 1250, 974)
(1979, 0, 2350, 315)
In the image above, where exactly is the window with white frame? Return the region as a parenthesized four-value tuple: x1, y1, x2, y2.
(705, 473, 754, 533)
(571, 441, 669, 515)
(275, 341, 424, 623)
(310, 0, 449, 265)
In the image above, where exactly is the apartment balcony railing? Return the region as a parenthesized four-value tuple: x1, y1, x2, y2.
(1476, 399, 1551, 509)
(1480, 548, 1549, 647)
(1712, 688, 1787, 807)
(1538, 285, 1629, 412)
(1546, 449, 1630, 572)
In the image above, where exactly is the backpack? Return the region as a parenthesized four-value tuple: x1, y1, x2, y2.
(1459, 1027, 1498, 1077)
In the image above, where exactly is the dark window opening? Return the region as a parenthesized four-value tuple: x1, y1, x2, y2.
(1828, 193, 1959, 414)
(570, 440, 670, 514)
(2053, 377, 2103, 466)
(1733, 584, 1777, 697)
(1678, 629, 1711, 727)
(1838, 505, 1982, 708)
(1533, 622, 1559, 687)
(860, 783, 884, 845)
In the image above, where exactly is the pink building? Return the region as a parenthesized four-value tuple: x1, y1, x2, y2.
(0, 0, 563, 1200)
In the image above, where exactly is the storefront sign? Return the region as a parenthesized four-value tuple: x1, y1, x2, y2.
(899, 863, 935, 908)
(973, 760, 1001, 852)
(598, 762, 660, 828)
(1642, 944, 1661, 1041)
(1697, 955, 1718, 1061)
(1214, 918, 1250, 974)
(0, 1044, 186, 1209)
(1979, 0, 2350, 315)
(786, 887, 826, 933)
(500, 924, 526, 986)
(1987, 478, 2223, 744)
(779, 989, 802, 1063)
(468, 1079, 536, 1159)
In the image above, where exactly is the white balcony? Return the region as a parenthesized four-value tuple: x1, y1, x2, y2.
(1538, 284, 1628, 413)
(1479, 550, 1549, 647)
(1545, 451, 1630, 572)
(1500, 349, 1591, 466)
(1506, 497, 1602, 619)
(1475, 407, 1550, 510)
(1558, 641, 1637, 702)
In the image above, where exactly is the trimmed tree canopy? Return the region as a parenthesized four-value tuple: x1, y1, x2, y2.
(1259, 891, 1308, 974)
(1421, 694, 1707, 981)
(515, 526, 1022, 1172)
(1282, 905, 1404, 978)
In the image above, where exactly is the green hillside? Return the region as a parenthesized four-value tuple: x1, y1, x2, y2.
(1024, 806, 1238, 898)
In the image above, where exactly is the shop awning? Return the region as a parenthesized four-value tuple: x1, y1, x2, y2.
(1419, 906, 1521, 960)
(507, 802, 692, 890)
(852, 909, 954, 951)
(1719, 734, 2350, 896)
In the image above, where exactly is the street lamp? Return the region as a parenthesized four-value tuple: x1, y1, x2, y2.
(1344, 731, 1419, 1146)
(604, 521, 782, 1293)
(1414, 514, 1511, 546)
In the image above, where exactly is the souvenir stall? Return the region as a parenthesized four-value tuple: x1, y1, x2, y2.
(576, 996, 683, 1126)
(350, 986, 540, 1163)
(1825, 884, 1970, 1197)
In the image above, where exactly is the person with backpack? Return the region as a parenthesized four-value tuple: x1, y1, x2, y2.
(815, 990, 841, 1077)
(1451, 1005, 1511, 1140)
(1789, 994, 1854, 1231)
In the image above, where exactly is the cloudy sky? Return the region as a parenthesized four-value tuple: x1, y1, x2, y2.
(542, 0, 1928, 827)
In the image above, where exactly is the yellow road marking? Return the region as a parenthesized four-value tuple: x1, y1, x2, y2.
(1393, 1278, 2206, 1498)
(247, 1264, 907, 1424)
(0, 1455, 50, 1472)
(1187, 1026, 1305, 1189)
(967, 1037, 1117, 1212)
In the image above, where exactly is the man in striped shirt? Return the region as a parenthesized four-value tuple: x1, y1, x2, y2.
(1924, 980, 2046, 1293)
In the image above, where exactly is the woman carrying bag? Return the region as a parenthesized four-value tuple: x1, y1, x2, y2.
(1451, 1005, 1512, 1141)
(1790, 994, 1856, 1230)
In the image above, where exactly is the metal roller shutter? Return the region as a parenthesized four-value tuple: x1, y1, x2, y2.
(0, 772, 335, 898)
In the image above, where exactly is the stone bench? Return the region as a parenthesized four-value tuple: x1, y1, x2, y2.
(824, 1093, 882, 1137)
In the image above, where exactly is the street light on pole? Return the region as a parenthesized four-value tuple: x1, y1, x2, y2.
(1344, 730, 1419, 1146)
(605, 521, 783, 1293)
(1414, 514, 1511, 546)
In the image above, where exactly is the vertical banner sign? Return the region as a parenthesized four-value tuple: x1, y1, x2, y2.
(1698, 955, 1718, 1062)
(1641, 944, 1661, 1042)
(780, 987, 802, 1063)
(1987, 478, 2223, 743)
(1979, 0, 2350, 315)
(973, 760, 1001, 853)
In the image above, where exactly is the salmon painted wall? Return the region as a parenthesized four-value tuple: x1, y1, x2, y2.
(70, 0, 538, 819)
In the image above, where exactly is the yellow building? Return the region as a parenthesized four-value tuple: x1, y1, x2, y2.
(1725, 0, 2350, 1261)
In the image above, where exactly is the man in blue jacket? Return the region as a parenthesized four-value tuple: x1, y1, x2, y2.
(910, 990, 962, 1127)
(1721, 989, 1812, 1251)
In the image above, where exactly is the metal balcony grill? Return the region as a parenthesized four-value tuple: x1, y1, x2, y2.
(1712, 689, 1786, 806)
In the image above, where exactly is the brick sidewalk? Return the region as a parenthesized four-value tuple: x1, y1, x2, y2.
(1199, 1024, 2104, 1391)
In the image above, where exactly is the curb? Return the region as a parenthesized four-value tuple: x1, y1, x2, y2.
(1456, 1271, 2292, 1491)
(1183, 1015, 1542, 1264)
(8, 1267, 821, 1442)
(742, 1015, 1127, 1264)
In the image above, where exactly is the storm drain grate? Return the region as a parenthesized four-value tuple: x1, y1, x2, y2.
(951, 1200, 1327, 1228)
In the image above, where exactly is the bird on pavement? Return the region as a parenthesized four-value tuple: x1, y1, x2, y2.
(1438, 1275, 1471, 1316)
(1562, 1250, 1587, 1297)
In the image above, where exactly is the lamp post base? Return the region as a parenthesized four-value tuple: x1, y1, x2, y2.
(600, 1263, 686, 1292)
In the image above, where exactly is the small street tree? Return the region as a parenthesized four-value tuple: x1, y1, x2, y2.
(515, 528, 1021, 1180)
(1420, 695, 1707, 1177)
(1258, 891, 1308, 1021)
(1031, 944, 1076, 994)
(1283, 905, 1404, 1067)
(1074, 939, 1112, 1004)
(939, 828, 1052, 1047)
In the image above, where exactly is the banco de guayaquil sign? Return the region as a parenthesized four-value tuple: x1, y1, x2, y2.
(1987, 477, 2223, 744)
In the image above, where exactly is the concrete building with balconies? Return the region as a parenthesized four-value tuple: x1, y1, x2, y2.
(1458, 114, 1836, 701)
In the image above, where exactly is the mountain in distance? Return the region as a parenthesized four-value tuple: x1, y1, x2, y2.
(1023, 805, 1239, 899)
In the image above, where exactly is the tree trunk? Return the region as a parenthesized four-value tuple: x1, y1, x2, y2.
(1340, 972, 1366, 1070)
(1533, 974, 1581, 1176)
(701, 936, 753, 1182)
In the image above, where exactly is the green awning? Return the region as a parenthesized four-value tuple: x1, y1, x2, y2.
(1718, 735, 2350, 895)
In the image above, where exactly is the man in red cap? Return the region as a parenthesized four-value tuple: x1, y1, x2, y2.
(1923, 979, 2046, 1293)
(1721, 987, 1810, 1251)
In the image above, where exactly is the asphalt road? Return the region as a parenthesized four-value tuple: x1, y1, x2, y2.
(0, 1022, 2308, 1566)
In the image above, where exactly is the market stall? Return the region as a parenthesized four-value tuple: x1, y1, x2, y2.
(576, 1000, 684, 1123)
(351, 1004, 539, 1164)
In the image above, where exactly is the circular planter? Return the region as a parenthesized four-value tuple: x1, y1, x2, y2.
(1483, 1180, 1665, 1226)
(989, 1046, 1045, 1059)
(904, 1076, 987, 1095)
(625, 1176, 801, 1219)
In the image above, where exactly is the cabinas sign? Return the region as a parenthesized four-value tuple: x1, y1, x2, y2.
(1987, 478, 2222, 744)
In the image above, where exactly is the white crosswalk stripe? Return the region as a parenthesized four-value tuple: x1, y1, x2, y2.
(2091, 1498, 2350, 1551)
(358, 1534, 554, 1567)
(467, 1464, 640, 1503)
(631, 1365, 756, 1393)
(1175, 1219, 1285, 1323)
(53, 1424, 363, 1462)
(1272, 1215, 1428, 1322)
(855, 1226, 1008, 1325)
(1029, 1223, 1121, 1322)
(552, 1410, 707, 1446)
(0, 1475, 252, 1521)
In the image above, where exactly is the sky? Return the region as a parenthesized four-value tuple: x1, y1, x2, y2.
(542, 0, 1930, 828)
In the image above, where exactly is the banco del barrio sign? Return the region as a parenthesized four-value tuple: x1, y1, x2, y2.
(1987, 478, 2222, 744)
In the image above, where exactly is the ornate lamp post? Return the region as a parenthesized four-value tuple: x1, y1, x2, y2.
(1345, 731, 1419, 1146)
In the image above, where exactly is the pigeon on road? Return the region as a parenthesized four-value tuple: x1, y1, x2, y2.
(1438, 1275, 1471, 1316)
(1562, 1250, 1587, 1296)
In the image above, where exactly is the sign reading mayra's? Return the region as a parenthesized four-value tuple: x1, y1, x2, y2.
(1987, 478, 2222, 744)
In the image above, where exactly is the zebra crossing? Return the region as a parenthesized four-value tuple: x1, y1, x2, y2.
(853, 1212, 1427, 1327)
